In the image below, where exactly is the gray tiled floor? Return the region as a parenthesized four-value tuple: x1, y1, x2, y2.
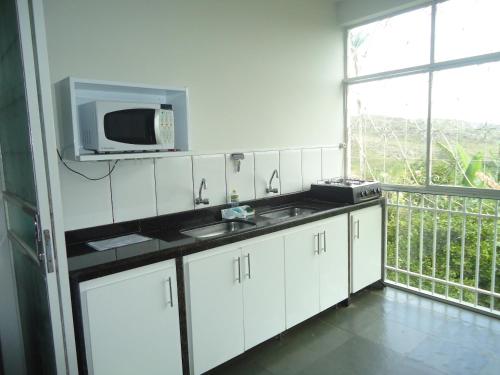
(208, 287, 500, 375)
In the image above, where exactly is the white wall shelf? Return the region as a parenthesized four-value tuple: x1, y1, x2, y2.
(74, 151, 192, 162)
(56, 77, 190, 161)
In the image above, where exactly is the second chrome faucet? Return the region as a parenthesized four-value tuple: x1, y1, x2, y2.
(197, 169, 278, 205)
(266, 169, 279, 194)
(195, 178, 210, 205)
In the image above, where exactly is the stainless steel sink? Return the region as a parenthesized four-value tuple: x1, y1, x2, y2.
(181, 220, 256, 239)
(259, 206, 318, 220)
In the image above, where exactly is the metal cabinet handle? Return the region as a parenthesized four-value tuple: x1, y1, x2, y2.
(314, 233, 320, 254)
(322, 230, 327, 253)
(234, 257, 242, 283)
(245, 253, 251, 279)
(164, 277, 174, 308)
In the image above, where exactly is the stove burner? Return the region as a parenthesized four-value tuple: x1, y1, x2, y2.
(321, 177, 372, 186)
(311, 177, 382, 204)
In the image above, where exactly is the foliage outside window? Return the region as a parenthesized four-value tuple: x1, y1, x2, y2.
(346, 0, 500, 314)
(346, 0, 499, 191)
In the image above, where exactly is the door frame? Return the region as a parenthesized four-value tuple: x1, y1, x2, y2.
(15, 0, 78, 373)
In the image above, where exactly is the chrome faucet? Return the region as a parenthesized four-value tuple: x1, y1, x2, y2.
(195, 178, 210, 205)
(266, 169, 279, 193)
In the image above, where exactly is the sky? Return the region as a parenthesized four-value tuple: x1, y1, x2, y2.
(347, 0, 500, 124)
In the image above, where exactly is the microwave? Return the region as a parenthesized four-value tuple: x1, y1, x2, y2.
(78, 101, 175, 153)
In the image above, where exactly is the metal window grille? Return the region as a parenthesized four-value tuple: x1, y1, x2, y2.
(384, 190, 499, 316)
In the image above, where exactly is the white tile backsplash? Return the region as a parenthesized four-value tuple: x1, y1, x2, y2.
(155, 156, 194, 215)
(322, 147, 342, 179)
(192, 154, 226, 209)
(110, 159, 157, 222)
(59, 160, 113, 230)
(301, 148, 322, 190)
(60, 146, 342, 230)
(225, 152, 255, 202)
(254, 151, 280, 199)
(279, 149, 302, 194)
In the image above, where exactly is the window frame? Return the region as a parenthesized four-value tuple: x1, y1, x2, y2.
(343, 0, 500, 200)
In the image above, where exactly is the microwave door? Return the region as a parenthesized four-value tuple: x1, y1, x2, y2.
(104, 109, 157, 146)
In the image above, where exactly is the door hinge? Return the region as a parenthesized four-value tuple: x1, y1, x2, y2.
(34, 212, 42, 244)
(43, 229, 55, 273)
(34, 213, 44, 264)
(34, 213, 55, 273)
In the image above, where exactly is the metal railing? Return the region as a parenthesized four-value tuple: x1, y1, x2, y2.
(383, 189, 499, 316)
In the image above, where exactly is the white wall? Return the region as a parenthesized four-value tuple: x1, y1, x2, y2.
(45, 1, 435, 230)
(335, 0, 430, 26)
(43, 0, 344, 151)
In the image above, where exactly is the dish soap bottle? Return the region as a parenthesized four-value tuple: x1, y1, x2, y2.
(230, 189, 239, 207)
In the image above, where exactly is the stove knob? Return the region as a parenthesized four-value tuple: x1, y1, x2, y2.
(377, 187, 382, 193)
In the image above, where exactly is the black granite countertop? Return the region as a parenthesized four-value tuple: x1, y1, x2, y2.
(67, 192, 385, 282)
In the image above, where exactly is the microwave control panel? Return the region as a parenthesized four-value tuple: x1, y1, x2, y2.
(156, 108, 175, 147)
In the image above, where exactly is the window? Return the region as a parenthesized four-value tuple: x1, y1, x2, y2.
(346, 0, 500, 192)
(434, 0, 500, 62)
(347, 7, 431, 77)
(348, 74, 429, 185)
(431, 62, 500, 189)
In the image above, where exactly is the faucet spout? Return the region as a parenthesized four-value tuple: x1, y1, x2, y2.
(195, 178, 210, 205)
(266, 169, 279, 194)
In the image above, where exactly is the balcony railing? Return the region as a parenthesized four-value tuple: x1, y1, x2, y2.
(383, 189, 499, 317)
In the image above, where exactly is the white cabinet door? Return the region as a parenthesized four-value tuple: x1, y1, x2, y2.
(318, 214, 349, 311)
(351, 205, 383, 293)
(79, 260, 182, 375)
(284, 226, 320, 328)
(184, 246, 244, 375)
(242, 236, 285, 349)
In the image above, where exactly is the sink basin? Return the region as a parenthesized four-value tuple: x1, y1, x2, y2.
(181, 220, 256, 239)
(259, 206, 318, 220)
